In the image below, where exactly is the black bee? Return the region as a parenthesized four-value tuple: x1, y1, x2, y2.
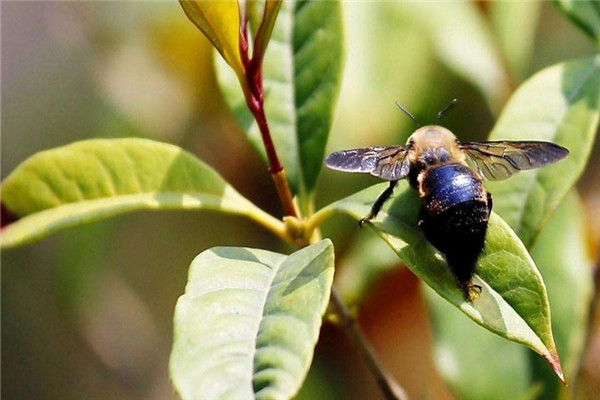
(325, 101, 569, 301)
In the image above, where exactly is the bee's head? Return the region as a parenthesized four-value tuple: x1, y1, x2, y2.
(407, 125, 456, 148)
(396, 99, 462, 165)
(406, 126, 461, 166)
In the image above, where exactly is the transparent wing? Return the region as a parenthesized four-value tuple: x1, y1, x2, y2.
(324, 146, 410, 181)
(460, 141, 569, 181)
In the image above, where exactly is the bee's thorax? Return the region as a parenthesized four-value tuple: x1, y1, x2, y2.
(405, 126, 464, 188)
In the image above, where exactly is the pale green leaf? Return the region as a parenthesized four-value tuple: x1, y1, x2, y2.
(555, 0, 600, 44)
(216, 0, 344, 207)
(170, 240, 335, 400)
(315, 182, 563, 380)
(425, 192, 592, 399)
(1, 138, 280, 249)
(487, 56, 600, 248)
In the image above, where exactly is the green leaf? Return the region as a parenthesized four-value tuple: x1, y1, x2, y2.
(170, 240, 335, 400)
(555, 0, 600, 44)
(397, 1, 510, 113)
(314, 182, 563, 380)
(1, 138, 282, 249)
(489, 1, 541, 81)
(425, 192, 592, 399)
(216, 0, 344, 207)
(487, 56, 600, 248)
(179, 0, 245, 78)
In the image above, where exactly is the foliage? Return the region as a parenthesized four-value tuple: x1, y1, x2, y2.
(426, 193, 593, 400)
(0, 139, 285, 249)
(2, 1, 599, 400)
(170, 240, 334, 400)
(216, 0, 343, 209)
(312, 183, 562, 378)
(178, 0, 244, 76)
(486, 56, 600, 247)
(555, 0, 600, 45)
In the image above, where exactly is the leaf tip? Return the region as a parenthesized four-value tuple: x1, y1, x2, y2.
(544, 351, 566, 385)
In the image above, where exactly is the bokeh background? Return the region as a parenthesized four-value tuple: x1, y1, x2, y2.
(2, 1, 600, 399)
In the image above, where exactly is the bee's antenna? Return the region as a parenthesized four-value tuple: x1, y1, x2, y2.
(395, 101, 420, 128)
(436, 98, 458, 124)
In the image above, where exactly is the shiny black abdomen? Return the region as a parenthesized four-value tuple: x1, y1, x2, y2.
(418, 163, 491, 285)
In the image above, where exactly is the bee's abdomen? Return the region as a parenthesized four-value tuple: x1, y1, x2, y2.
(419, 164, 490, 285)
(420, 163, 487, 215)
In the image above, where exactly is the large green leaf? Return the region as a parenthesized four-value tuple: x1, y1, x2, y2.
(312, 182, 563, 380)
(1, 138, 281, 249)
(216, 0, 344, 207)
(170, 240, 334, 400)
(425, 193, 592, 400)
(487, 56, 600, 248)
(555, 0, 600, 44)
(422, 58, 600, 397)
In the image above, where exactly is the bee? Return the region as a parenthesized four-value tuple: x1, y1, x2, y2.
(325, 100, 569, 301)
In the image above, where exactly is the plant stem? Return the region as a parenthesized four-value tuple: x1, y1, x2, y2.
(251, 102, 281, 173)
(304, 205, 337, 236)
(330, 288, 409, 400)
(239, 16, 299, 219)
(244, 205, 294, 246)
(252, 106, 298, 217)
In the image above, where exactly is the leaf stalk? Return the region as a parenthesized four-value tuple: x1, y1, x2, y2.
(304, 205, 337, 238)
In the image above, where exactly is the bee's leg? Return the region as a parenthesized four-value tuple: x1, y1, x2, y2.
(486, 192, 493, 217)
(462, 281, 482, 303)
(359, 180, 398, 227)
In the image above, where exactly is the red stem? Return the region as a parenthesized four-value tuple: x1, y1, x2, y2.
(239, 13, 295, 216)
(251, 100, 282, 174)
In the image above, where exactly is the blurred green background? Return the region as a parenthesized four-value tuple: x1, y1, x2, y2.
(2, 1, 600, 399)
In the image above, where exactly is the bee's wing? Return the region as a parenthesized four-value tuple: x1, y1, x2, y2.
(460, 141, 569, 181)
(324, 146, 410, 181)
